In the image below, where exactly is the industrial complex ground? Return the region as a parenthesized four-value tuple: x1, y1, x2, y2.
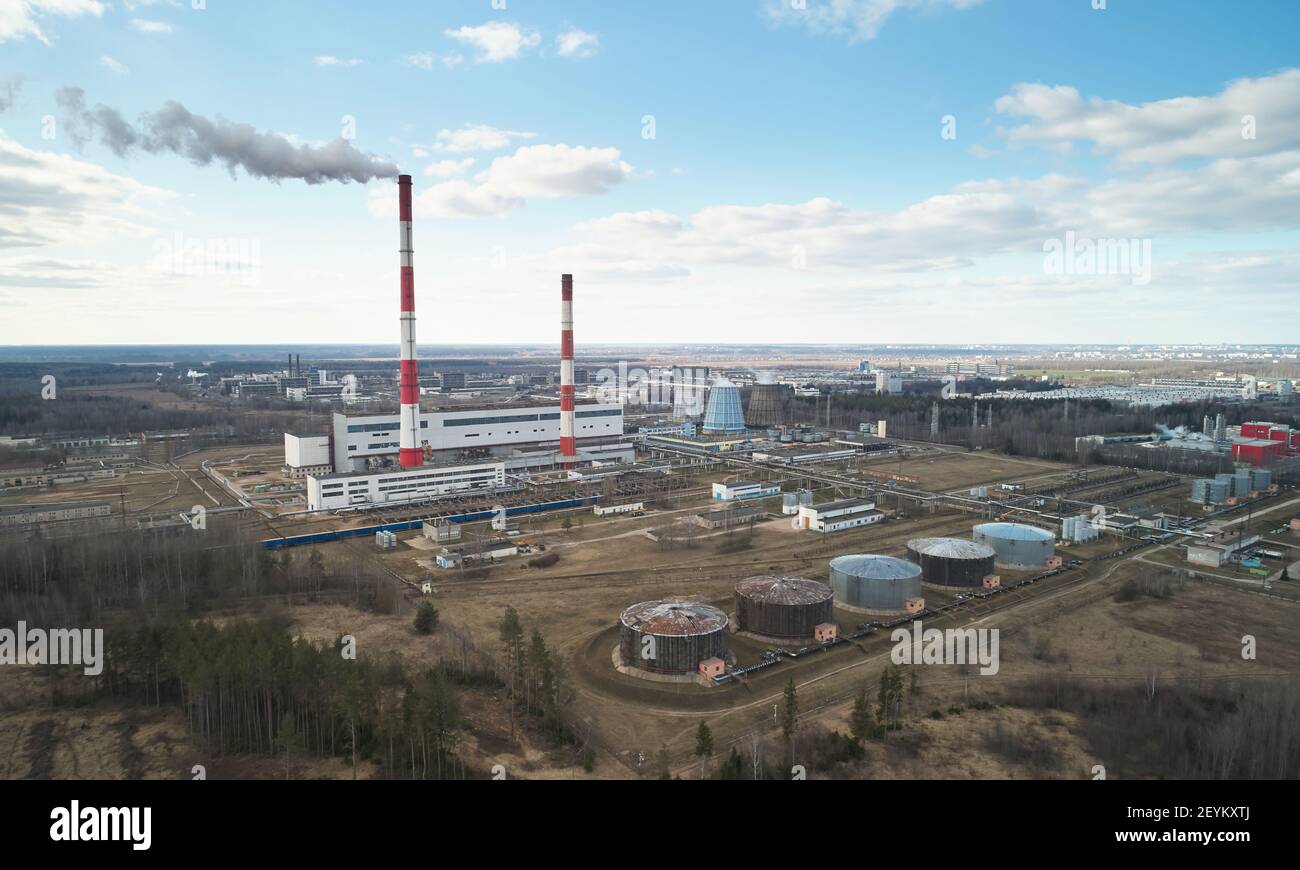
(4, 433, 1298, 780)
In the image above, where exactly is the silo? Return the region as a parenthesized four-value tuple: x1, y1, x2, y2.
(734, 576, 833, 639)
(829, 554, 923, 615)
(619, 599, 728, 675)
(972, 522, 1056, 568)
(906, 538, 997, 589)
(782, 493, 799, 515)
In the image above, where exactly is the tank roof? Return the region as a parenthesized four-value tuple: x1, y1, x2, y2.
(974, 522, 1055, 542)
(907, 537, 996, 560)
(620, 599, 728, 635)
(829, 554, 923, 580)
(735, 575, 832, 605)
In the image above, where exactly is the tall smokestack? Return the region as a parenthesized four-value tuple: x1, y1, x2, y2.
(398, 175, 422, 468)
(559, 274, 577, 468)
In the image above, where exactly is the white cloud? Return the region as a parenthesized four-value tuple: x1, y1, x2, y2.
(99, 54, 129, 74)
(424, 157, 475, 178)
(555, 28, 598, 58)
(0, 131, 175, 249)
(442, 53, 464, 69)
(444, 21, 540, 63)
(995, 69, 1300, 164)
(403, 52, 435, 70)
(128, 17, 172, 33)
(434, 123, 536, 153)
(0, 0, 104, 44)
(369, 143, 633, 218)
(314, 55, 362, 68)
(768, 0, 986, 43)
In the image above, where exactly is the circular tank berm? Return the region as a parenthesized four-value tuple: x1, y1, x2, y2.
(972, 522, 1056, 568)
(618, 599, 729, 675)
(829, 554, 923, 616)
(906, 537, 997, 589)
(734, 575, 833, 639)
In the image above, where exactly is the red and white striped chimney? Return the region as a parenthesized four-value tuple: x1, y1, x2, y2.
(559, 273, 577, 468)
(397, 175, 422, 468)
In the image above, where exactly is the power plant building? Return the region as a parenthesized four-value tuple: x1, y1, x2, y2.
(906, 537, 997, 589)
(733, 576, 833, 640)
(972, 522, 1056, 568)
(829, 554, 924, 615)
(326, 404, 623, 473)
(618, 600, 729, 675)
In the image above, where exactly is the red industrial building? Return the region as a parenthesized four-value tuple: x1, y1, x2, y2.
(1234, 421, 1297, 465)
(1233, 438, 1288, 466)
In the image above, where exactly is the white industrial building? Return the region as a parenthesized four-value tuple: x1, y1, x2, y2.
(283, 433, 333, 478)
(307, 459, 507, 511)
(328, 402, 623, 473)
(712, 480, 782, 501)
(796, 499, 883, 533)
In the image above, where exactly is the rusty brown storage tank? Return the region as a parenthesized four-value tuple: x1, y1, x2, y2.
(619, 599, 728, 674)
(906, 537, 997, 589)
(734, 575, 833, 639)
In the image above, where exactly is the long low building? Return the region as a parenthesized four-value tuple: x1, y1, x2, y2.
(796, 499, 883, 533)
(330, 402, 623, 472)
(307, 460, 507, 511)
(0, 500, 113, 527)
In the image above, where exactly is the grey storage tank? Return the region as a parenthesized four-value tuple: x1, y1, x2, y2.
(972, 522, 1056, 568)
(829, 554, 924, 616)
(906, 537, 997, 589)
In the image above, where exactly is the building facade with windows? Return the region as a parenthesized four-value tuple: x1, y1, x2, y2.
(322, 402, 624, 473)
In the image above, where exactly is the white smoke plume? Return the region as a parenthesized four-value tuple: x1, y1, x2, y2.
(56, 87, 398, 184)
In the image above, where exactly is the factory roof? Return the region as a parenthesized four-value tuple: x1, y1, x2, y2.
(620, 600, 728, 635)
(809, 497, 875, 513)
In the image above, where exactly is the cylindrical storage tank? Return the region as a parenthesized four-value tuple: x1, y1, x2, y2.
(972, 522, 1056, 568)
(734, 576, 833, 639)
(619, 599, 728, 674)
(829, 554, 923, 615)
(782, 492, 799, 515)
(906, 537, 997, 589)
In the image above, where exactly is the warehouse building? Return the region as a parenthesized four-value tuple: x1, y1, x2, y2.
(796, 499, 883, 533)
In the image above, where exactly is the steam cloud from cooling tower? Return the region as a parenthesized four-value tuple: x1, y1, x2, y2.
(55, 87, 399, 183)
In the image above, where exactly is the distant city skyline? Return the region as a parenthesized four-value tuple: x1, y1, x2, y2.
(1, 1, 1298, 344)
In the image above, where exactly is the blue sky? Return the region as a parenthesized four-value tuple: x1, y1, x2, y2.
(0, 0, 1298, 346)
